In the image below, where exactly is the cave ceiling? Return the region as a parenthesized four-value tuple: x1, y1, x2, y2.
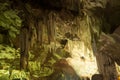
(17, 0, 120, 33)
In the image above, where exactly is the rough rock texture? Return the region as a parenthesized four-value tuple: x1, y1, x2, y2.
(51, 59, 80, 80)
(11, 0, 120, 79)
(91, 74, 103, 80)
(96, 26, 120, 80)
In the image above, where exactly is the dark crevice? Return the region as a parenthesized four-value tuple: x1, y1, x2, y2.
(110, 25, 119, 34)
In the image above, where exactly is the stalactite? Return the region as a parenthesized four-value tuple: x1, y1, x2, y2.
(20, 27, 29, 70)
(46, 20, 51, 44)
(47, 12, 55, 44)
(39, 21, 43, 45)
(35, 18, 43, 45)
(14, 2, 33, 71)
(28, 18, 37, 49)
(77, 15, 92, 51)
(75, 17, 81, 38)
(50, 13, 55, 42)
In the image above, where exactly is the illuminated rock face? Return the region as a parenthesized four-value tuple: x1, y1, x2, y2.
(53, 59, 90, 80)
(64, 40, 98, 78)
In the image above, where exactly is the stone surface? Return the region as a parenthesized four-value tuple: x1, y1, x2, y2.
(91, 74, 103, 80)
